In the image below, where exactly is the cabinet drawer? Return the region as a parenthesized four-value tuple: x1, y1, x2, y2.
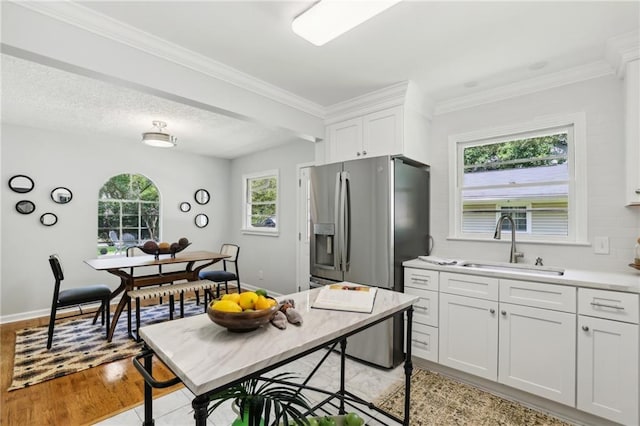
(405, 287, 438, 327)
(404, 268, 438, 291)
(441, 272, 499, 301)
(406, 321, 438, 363)
(578, 289, 639, 323)
(499, 279, 576, 313)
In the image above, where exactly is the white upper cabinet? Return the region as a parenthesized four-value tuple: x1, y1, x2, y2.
(625, 59, 640, 205)
(362, 106, 403, 158)
(327, 107, 402, 163)
(322, 81, 429, 165)
(327, 117, 363, 163)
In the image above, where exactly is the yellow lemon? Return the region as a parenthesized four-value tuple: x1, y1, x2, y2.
(221, 293, 240, 304)
(211, 300, 242, 313)
(254, 295, 271, 311)
(238, 291, 258, 310)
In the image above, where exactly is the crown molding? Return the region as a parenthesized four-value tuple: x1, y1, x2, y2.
(434, 60, 614, 116)
(605, 30, 640, 77)
(324, 81, 410, 124)
(13, 1, 326, 118)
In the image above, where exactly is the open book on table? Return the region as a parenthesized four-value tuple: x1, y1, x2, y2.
(311, 282, 377, 313)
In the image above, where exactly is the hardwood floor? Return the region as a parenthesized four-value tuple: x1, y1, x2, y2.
(1, 305, 185, 426)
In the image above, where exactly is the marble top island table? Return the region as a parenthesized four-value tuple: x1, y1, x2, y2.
(134, 287, 419, 426)
(85, 250, 228, 342)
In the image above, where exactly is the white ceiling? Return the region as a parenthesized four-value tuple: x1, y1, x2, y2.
(1, 54, 301, 159)
(2, 1, 639, 158)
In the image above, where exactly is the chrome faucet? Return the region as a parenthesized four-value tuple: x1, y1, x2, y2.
(494, 214, 524, 263)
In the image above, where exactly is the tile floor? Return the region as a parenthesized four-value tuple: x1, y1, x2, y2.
(96, 350, 406, 426)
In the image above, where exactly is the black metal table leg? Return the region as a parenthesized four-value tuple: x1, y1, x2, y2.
(339, 338, 347, 415)
(192, 394, 209, 426)
(403, 306, 414, 426)
(143, 352, 155, 426)
(133, 348, 182, 426)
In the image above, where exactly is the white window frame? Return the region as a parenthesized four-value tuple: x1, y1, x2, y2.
(241, 169, 279, 236)
(448, 112, 588, 245)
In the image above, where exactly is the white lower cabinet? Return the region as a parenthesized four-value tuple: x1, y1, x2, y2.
(407, 322, 439, 362)
(404, 268, 439, 362)
(405, 266, 640, 424)
(576, 288, 640, 426)
(439, 292, 498, 380)
(498, 303, 576, 406)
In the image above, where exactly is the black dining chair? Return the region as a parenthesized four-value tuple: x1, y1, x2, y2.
(198, 244, 241, 299)
(47, 254, 112, 349)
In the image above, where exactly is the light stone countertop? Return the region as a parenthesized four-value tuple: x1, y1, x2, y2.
(139, 288, 418, 396)
(403, 258, 640, 293)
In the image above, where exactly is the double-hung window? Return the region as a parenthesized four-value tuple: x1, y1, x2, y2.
(242, 169, 279, 235)
(450, 113, 587, 244)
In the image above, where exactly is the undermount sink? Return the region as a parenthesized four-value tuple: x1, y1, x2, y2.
(458, 261, 565, 277)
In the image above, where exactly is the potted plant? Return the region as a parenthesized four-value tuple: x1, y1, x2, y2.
(207, 372, 313, 426)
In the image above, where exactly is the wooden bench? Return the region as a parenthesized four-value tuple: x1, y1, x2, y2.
(127, 279, 217, 341)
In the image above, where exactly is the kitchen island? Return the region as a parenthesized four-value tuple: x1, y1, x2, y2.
(134, 287, 419, 425)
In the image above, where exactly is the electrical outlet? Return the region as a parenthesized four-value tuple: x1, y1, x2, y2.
(258, 270, 264, 280)
(594, 236, 610, 255)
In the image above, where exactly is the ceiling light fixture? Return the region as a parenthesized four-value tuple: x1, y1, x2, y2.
(141, 120, 177, 148)
(292, 0, 402, 46)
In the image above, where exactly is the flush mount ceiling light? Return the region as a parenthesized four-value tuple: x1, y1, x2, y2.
(292, 0, 402, 46)
(141, 120, 177, 148)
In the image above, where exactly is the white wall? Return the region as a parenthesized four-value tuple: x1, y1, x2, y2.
(429, 75, 640, 273)
(229, 141, 315, 295)
(1, 123, 230, 320)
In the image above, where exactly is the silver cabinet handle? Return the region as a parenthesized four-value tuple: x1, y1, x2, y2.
(362, 150, 367, 155)
(356, 152, 361, 156)
(501, 310, 507, 316)
(411, 277, 430, 283)
(582, 325, 589, 331)
(414, 305, 428, 312)
(489, 308, 495, 314)
(590, 302, 624, 310)
(635, 189, 640, 194)
(413, 339, 429, 346)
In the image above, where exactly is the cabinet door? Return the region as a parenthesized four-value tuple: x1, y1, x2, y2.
(362, 106, 402, 158)
(498, 304, 576, 406)
(577, 316, 639, 425)
(328, 118, 362, 163)
(439, 293, 498, 380)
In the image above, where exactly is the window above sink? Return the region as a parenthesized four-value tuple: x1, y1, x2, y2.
(448, 112, 588, 245)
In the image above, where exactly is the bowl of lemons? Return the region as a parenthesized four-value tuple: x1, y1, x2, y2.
(207, 290, 279, 332)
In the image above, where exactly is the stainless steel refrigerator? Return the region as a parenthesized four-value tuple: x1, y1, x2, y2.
(309, 155, 430, 368)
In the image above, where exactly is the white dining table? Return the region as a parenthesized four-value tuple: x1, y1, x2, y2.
(134, 287, 419, 426)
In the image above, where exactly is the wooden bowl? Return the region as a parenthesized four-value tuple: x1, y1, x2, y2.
(207, 301, 279, 332)
(137, 242, 191, 259)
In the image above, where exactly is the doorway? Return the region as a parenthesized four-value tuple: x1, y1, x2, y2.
(296, 164, 312, 291)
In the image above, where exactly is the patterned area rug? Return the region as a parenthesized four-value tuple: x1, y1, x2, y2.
(376, 369, 571, 425)
(8, 298, 205, 391)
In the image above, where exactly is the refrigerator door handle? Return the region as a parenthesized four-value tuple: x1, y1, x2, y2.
(338, 171, 346, 272)
(343, 172, 351, 272)
(334, 171, 342, 271)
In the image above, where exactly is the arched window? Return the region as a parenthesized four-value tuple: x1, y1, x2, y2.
(97, 173, 160, 256)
